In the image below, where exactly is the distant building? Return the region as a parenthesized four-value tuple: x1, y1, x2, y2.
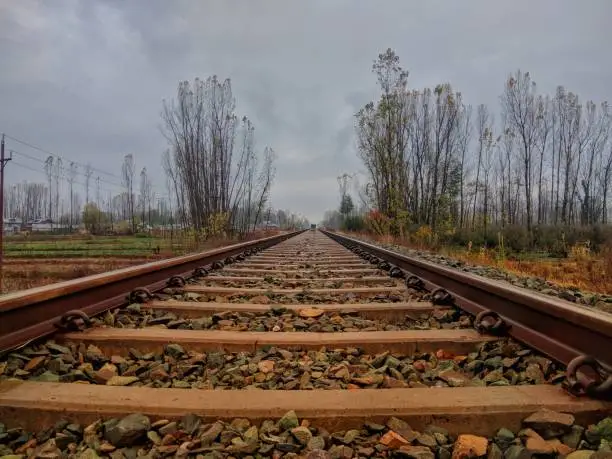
(2, 217, 22, 234)
(257, 221, 279, 229)
(31, 218, 68, 232)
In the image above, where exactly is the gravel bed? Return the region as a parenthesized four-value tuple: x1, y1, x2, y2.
(1, 410, 611, 458)
(165, 291, 426, 305)
(201, 277, 398, 288)
(0, 339, 564, 390)
(347, 234, 612, 312)
(208, 271, 381, 280)
(95, 304, 471, 332)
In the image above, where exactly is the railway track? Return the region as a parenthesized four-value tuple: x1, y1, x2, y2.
(1, 229, 612, 458)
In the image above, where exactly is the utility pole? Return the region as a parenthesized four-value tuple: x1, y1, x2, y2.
(0, 134, 13, 293)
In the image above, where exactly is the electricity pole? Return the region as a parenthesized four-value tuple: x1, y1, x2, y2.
(0, 134, 13, 293)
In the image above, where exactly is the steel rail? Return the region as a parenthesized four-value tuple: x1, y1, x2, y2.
(0, 230, 304, 354)
(322, 230, 612, 397)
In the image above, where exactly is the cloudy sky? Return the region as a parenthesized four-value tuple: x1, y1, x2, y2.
(1, 1, 610, 222)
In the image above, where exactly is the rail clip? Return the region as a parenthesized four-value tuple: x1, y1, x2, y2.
(406, 276, 425, 290)
(129, 287, 153, 303)
(193, 266, 209, 277)
(431, 288, 454, 305)
(474, 310, 508, 336)
(55, 310, 92, 332)
(378, 261, 391, 271)
(167, 275, 186, 287)
(566, 355, 612, 399)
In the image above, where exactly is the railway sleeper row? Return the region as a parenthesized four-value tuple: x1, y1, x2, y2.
(1, 231, 612, 458)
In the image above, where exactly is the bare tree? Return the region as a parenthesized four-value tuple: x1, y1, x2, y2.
(579, 102, 610, 224)
(161, 77, 277, 237)
(44, 156, 54, 220)
(84, 164, 93, 205)
(67, 161, 78, 230)
(501, 70, 539, 235)
(252, 147, 277, 231)
(472, 105, 488, 229)
(139, 167, 151, 228)
(121, 154, 136, 232)
(4, 182, 48, 223)
(53, 158, 62, 226)
(355, 49, 409, 222)
(535, 96, 551, 224)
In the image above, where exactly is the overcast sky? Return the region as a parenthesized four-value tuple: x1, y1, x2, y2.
(1, 1, 611, 222)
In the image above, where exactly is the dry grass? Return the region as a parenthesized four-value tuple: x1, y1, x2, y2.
(1, 260, 136, 292)
(348, 231, 612, 295)
(449, 247, 612, 294)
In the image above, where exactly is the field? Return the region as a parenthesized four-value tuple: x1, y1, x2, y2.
(353, 233, 612, 296)
(1, 230, 281, 293)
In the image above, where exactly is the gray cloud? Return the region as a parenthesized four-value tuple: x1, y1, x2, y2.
(1, 0, 611, 222)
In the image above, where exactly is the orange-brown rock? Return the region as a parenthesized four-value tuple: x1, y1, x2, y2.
(452, 434, 488, 459)
(380, 430, 410, 449)
(299, 307, 325, 318)
(24, 356, 46, 372)
(257, 360, 275, 374)
(251, 295, 271, 304)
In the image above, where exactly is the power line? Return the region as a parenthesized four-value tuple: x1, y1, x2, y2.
(2, 132, 166, 193)
(11, 161, 114, 194)
(10, 149, 125, 189)
(3, 133, 124, 182)
(9, 161, 170, 200)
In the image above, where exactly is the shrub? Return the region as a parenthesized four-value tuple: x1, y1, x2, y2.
(342, 215, 366, 232)
(364, 210, 391, 236)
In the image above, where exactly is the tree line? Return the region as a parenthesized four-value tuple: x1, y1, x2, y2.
(4, 74, 293, 236)
(344, 48, 612, 249)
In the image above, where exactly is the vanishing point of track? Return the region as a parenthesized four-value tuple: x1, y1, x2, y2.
(1, 229, 612, 457)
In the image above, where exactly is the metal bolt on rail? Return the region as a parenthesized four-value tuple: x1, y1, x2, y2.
(225, 256, 236, 265)
(474, 310, 508, 336)
(389, 266, 404, 278)
(55, 310, 93, 332)
(378, 261, 391, 271)
(193, 266, 210, 277)
(431, 288, 454, 305)
(406, 275, 425, 290)
(212, 260, 225, 270)
(566, 355, 612, 399)
(167, 275, 186, 288)
(129, 287, 153, 303)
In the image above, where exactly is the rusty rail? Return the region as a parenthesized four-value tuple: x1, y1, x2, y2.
(0, 230, 304, 354)
(322, 230, 612, 399)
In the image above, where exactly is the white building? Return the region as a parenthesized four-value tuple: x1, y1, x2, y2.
(2, 217, 22, 234)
